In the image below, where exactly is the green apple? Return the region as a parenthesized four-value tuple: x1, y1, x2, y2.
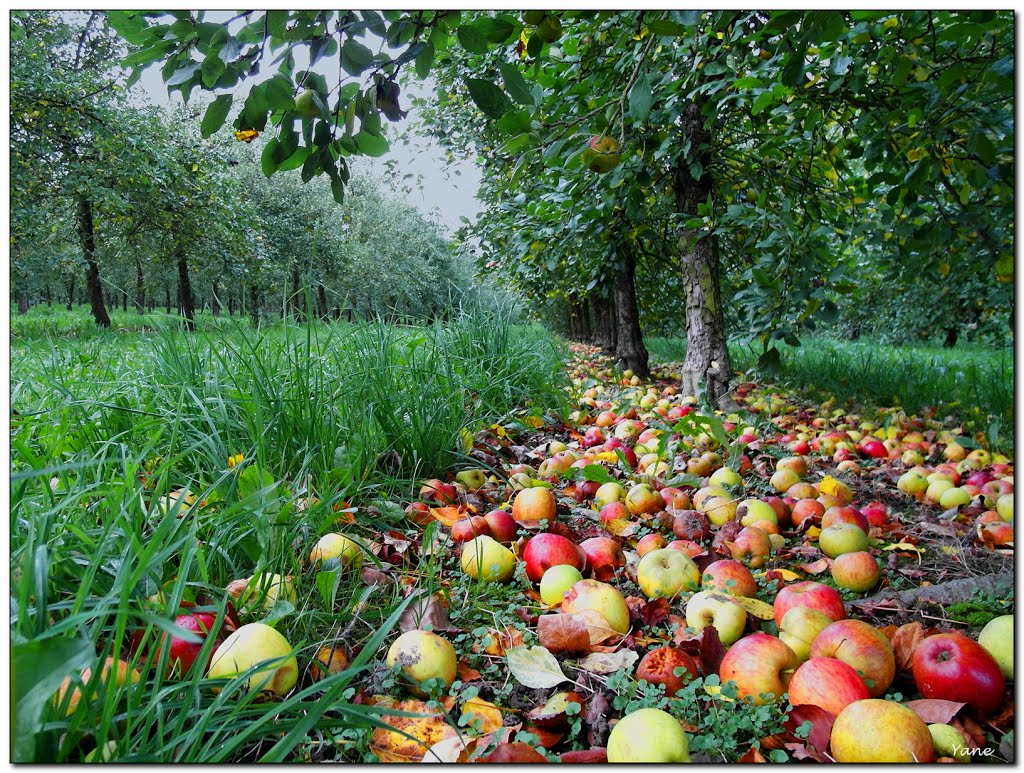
(295, 89, 320, 119)
(739, 499, 778, 526)
(897, 471, 929, 497)
(709, 466, 742, 488)
(938, 486, 972, 510)
(997, 493, 1013, 522)
(607, 707, 690, 762)
(685, 590, 747, 645)
(779, 606, 833, 662)
(309, 533, 364, 568)
(928, 723, 971, 762)
(594, 481, 626, 509)
(636, 549, 700, 599)
(539, 565, 584, 605)
(386, 629, 457, 694)
(978, 614, 1013, 679)
(455, 469, 487, 491)
(460, 535, 516, 582)
(818, 523, 869, 558)
(242, 573, 297, 611)
(208, 623, 298, 696)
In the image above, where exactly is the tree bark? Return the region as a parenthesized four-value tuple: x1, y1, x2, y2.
(45, 286, 52, 306)
(290, 264, 304, 320)
(165, 286, 172, 314)
(135, 255, 145, 314)
(250, 283, 261, 327)
(675, 101, 730, 404)
(211, 281, 221, 317)
(579, 296, 592, 342)
(317, 284, 329, 320)
(18, 292, 29, 315)
(121, 290, 127, 312)
(612, 245, 650, 378)
(77, 197, 110, 327)
(176, 244, 195, 331)
(591, 288, 616, 355)
(66, 278, 75, 311)
(943, 327, 958, 348)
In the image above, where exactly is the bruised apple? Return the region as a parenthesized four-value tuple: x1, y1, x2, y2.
(386, 629, 457, 695)
(562, 579, 630, 636)
(635, 646, 697, 696)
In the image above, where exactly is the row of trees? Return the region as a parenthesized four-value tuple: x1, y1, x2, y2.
(11, 12, 474, 330)
(107, 10, 1012, 401)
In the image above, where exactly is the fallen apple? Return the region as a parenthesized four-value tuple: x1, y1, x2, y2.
(539, 564, 584, 605)
(562, 579, 630, 636)
(512, 486, 557, 526)
(635, 646, 697, 697)
(718, 632, 798, 704)
(207, 623, 298, 697)
(685, 590, 747, 645)
(830, 699, 935, 762)
(636, 548, 700, 599)
(606, 707, 689, 762)
(977, 614, 1013, 679)
(386, 629, 457, 694)
(309, 532, 364, 568)
(460, 535, 517, 583)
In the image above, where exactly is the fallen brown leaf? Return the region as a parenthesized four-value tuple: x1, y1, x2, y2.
(890, 621, 926, 672)
(906, 699, 966, 725)
(478, 742, 548, 763)
(538, 614, 591, 654)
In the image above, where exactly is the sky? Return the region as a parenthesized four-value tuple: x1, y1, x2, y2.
(131, 12, 483, 233)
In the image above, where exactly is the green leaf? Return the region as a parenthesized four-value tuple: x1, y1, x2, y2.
(13, 637, 94, 762)
(200, 94, 232, 138)
(733, 76, 762, 90)
(648, 19, 688, 36)
(107, 11, 151, 45)
(353, 131, 389, 157)
(456, 24, 490, 54)
(277, 145, 309, 172)
(465, 78, 513, 119)
(122, 44, 172, 68)
(166, 60, 200, 86)
(264, 75, 295, 111)
(571, 463, 616, 485)
(414, 41, 435, 79)
(474, 16, 516, 44)
(340, 38, 374, 75)
(315, 569, 341, 608)
(628, 72, 653, 122)
(751, 90, 775, 115)
(498, 61, 533, 106)
(201, 53, 225, 87)
(331, 177, 345, 204)
(496, 109, 532, 135)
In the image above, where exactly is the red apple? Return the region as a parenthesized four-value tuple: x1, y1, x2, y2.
(672, 510, 711, 542)
(483, 509, 518, 543)
(860, 502, 889, 527)
(625, 483, 663, 516)
(636, 533, 667, 557)
(600, 501, 632, 534)
(579, 537, 626, 582)
(451, 515, 491, 543)
(729, 526, 771, 569)
(811, 619, 895, 697)
(660, 487, 691, 511)
(523, 533, 585, 583)
(573, 479, 600, 504)
(701, 559, 758, 598)
(667, 539, 703, 558)
(719, 633, 799, 704)
(763, 496, 792, 528)
(860, 439, 888, 459)
(160, 612, 219, 677)
(512, 487, 557, 526)
(788, 656, 871, 717)
(821, 506, 869, 532)
(912, 633, 1005, 715)
(773, 581, 846, 628)
(830, 551, 880, 592)
(420, 479, 456, 505)
(791, 498, 825, 527)
(582, 426, 606, 448)
(635, 646, 697, 696)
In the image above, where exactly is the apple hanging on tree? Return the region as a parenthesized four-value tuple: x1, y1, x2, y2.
(582, 135, 621, 174)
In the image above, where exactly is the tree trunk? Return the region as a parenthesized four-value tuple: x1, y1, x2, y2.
(66, 278, 75, 311)
(943, 327, 958, 348)
(18, 291, 29, 315)
(317, 284, 329, 320)
(45, 286, 52, 306)
(165, 286, 172, 314)
(675, 101, 731, 404)
(77, 197, 110, 327)
(290, 264, 304, 320)
(580, 296, 592, 342)
(122, 290, 128, 312)
(211, 281, 221, 317)
(250, 284, 261, 327)
(135, 256, 145, 314)
(613, 245, 650, 378)
(176, 244, 195, 331)
(591, 288, 616, 355)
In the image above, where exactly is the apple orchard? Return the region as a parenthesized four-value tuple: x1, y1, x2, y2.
(10, 9, 1014, 766)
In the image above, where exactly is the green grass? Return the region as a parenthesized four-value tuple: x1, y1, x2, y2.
(646, 335, 1013, 446)
(11, 308, 568, 762)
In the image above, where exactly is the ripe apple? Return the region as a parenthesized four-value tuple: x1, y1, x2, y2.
(818, 523, 869, 558)
(208, 623, 298, 697)
(996, 493, 1013, 522)
(594, 481, 626, 509)
(159, 612, 219, 677)
(912, 633, 1005, 715)
(660, 487, 691, 511)
(709, 466, 742, 487)
(606, 707, 689, 762)
(830, 551, 879, 593)
(483, 509, 518, 543)
(54, 657, 141, 716)
(625, 483, 663, 516)
(763, 495, 792, 527)
(778, 606, 833, 663)
(420, 479, 456, 505)
(773, 581, 845, 628)
(777, 456, 809, 477)
(512, 487, 557, 526)
(310, 642, 349, 681)
(455, 469, 487, 491)
(925, 478, 955, 504)
(811, 619, 895, 697)
(703, 496, 738, 526)
(309, 533, 364, 568)
(562, 579, 631, 636)
(635, 533, 667, 557)
(667, 539, 703, 557)
(831, 699, 935, 762)
(579, 536, 625, 581)
(582, 426, 606, 448)
(738, 499, 777, 527)
(718, 633, 798, 704)
(635, 646, 697, 697)
(582, 134, 621, 174)
(636, 548, 700, 599)
(770, 467, 801, 493)
(685, 591, 747, 645)
(821, 506, 869, 532)
(897, 471, 928, 498)
(978, 614, 1013, 679)
(386, 629, 457, 694)
(523, 533, 585, 583)
(460, 535, 517, 583)
(539, 565, 584, 605)
(729, 525, 771, 568)
(701, 559, 758, 598)
(599, 501, 632, 535)
(241, 573, 296, 611)
(788, 656, 871, 716)
(938, 486, 972, 509)
(791, 498, 825, 527)
(788, 482, 819, 500)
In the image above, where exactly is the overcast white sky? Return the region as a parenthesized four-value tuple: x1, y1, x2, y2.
(131, 12, 482, 233)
